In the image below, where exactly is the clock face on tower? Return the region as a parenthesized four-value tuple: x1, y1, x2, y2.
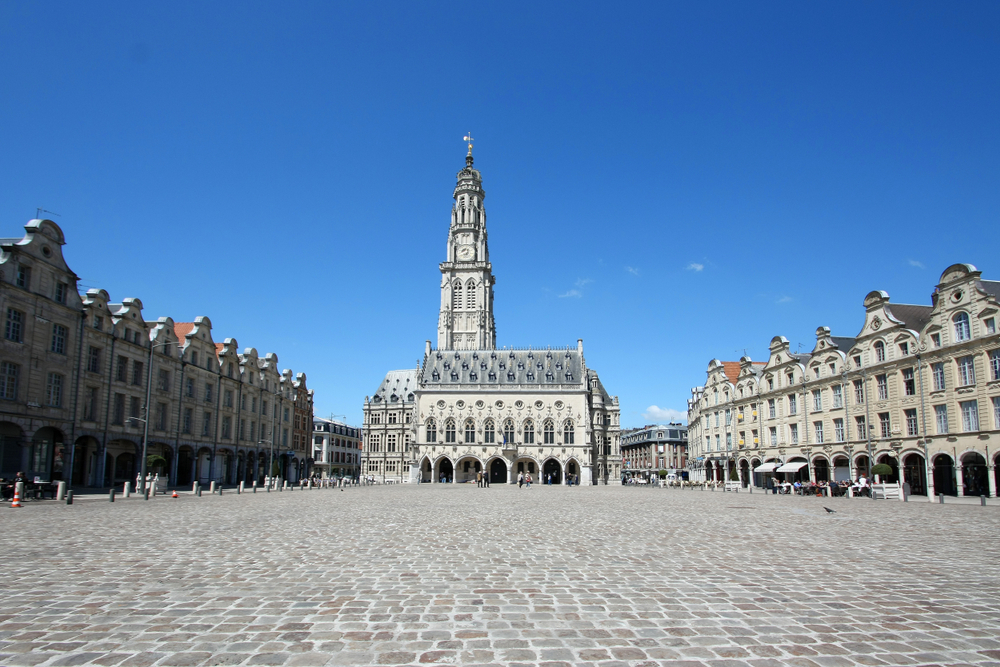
(457, 245, 475, 261)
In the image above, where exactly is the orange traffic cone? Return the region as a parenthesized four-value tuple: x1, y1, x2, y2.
(171, 490, 178, 498)
(11, 487, 23, 508)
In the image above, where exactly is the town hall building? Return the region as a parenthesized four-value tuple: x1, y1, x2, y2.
(363, 143, 621, 485)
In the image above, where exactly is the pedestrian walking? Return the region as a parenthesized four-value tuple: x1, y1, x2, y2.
(526, 473, 532, 488)
(518, 472, 524, 488)
(476, 471, 482, 488)
(484, 472, 490, 488)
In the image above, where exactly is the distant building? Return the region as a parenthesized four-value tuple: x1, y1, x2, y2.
(620, 424, 688, 481)
(312, 417, 361, 479)
(362, 147, 621, 485)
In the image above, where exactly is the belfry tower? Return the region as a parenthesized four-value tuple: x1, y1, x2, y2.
(437, 137, 496, 350)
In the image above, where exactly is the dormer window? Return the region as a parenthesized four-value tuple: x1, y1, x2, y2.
(488, 371, 496, 381)
(565, 372, 574, 381)
(499, 361, 506, 370)
(470, 372, 478, 381)
(480, 362, 487, 370)
(432, 370, 440, 380)
(443, 361, 451, 370)
(556, 362, 562, 370)
(546, 371, 554, 381)
(899, 342, 909, 356)
(517, 362, 524, 370)
(461, 362, 468, 370)
(450, 372, 458, 381)
(507, 371, 515, 381)
(526, 372, 534, 381)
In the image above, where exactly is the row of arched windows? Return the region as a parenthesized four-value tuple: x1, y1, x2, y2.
(451, 279, 477, 310)
(425, 418, 575, 445)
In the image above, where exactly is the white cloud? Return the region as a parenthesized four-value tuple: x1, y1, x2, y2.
(686, 263, 704, 272)
(558, 289, 582, 298)
(908, 259, 925, 269)
(776, 295, 793, 304)
(625, 266, 640, 276)
(575, 278, 593, 288)
(642, 405, 688, 423)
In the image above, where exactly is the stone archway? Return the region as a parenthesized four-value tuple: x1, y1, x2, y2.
(962, 452, 989, 497)
(420, 457, 433, 483)
(31, 426, 65, 481)
(876, 453, 899, 483)
(177, 446, 196, 486)
(812, 457, 830, 482)
(72, 435, 100, 487)
(565, 459, 579, 485)
(903, 453, 927, 496)
(489, 458, 508, 484)
(933, 454, 956, 496)
(542, 458, 562, 485)
(436, 457, 454, 483)
(456, 456, 481, 484)
(740, 459, 751, 487)
(514, 457, 537, 481)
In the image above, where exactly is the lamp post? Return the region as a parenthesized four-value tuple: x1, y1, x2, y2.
(133, 340, 171, 497)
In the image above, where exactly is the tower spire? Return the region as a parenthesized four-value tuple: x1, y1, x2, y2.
(463, 132, 474, 167)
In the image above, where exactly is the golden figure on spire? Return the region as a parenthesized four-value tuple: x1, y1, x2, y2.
(463, 132, 474, 155)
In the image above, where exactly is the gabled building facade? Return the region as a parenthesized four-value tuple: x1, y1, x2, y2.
(687, 263, 1000, 498)
(0, 218, 316, 489)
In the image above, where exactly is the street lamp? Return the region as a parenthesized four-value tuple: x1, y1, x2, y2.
(131, 340, 171, 498)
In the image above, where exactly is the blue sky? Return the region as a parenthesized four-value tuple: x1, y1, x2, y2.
(2, 2, 997, 427)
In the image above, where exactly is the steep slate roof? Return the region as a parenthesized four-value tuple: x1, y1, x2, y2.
(422, 348, 583, 387)
(830, 337, 856, 351)
(372, 369, 418, 403)
(886, 304, 933, 332)
(978, 280, 1000, 300)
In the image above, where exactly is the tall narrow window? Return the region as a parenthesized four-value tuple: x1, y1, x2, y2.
(0, 362, 19, 400)
(874, 341, 885, 362)
(54, 282, 67, 304)
(879, 412, 891, 438)
(833, 418, 844, 442)
(993, 397, 1000, 429)
(932, 363, 945, 391)
(46, 373, 63, 407)
(789, 424, 798, 444)
(113, 394, 125, 425)
(132, 361, 144, 386)
(452, 280, 463, 310)
(5, 308, 23, 342)
(991, 350, 1000, 381)
(854, 380, 865, 404)
(466, 279, 476, 309)
(15, 265, 30, 289)
(543, 420, 554, 444)
(902, 368, 915, 395)
(523, 420, 535, 444)
(51, 324, 68, 354)
(905, 408, 918, 436)
(444, 419, 456, 443)
(464, 419, 475, 443)
(832, 385, 843, 408)
(960, 400, 979, 432)
(813, 421, 824, 443)
(503, 419, 515, 445)
(855, 416, 867, 440)
(953, 312, 970, 342)
(484, 419, 495, 444)
(788, 395, 797, 415)
(426, 419, 437, 442)
(876, 374, 888, 400)
(87, 346, 102, 373)
(563, 420, 574, 444)
(934, 405, 948, 434)
(812, 389, 822, 412)
(957, 356, 975, 386)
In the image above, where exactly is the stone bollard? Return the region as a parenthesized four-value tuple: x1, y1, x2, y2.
(982, 495, 987, 506)
(192, 481, 198, 494)
(197, 485, 202, 497)
(56, 481, 66, 501)
(123, 481, 131, 498)
(218, 486, 223, 496)
(66, 490, 73, 505)
(109, 488, 116, 502)
(210, 481, 216, 494)
(239, 481, 244, 494)
(144, 487, 150, 500)
(939, 493, 944, 504)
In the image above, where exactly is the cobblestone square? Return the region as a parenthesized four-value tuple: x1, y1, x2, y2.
(2, 486, 998, 667)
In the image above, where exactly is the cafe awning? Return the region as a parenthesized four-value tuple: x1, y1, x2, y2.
(753, 462, 778, 473)
(776, 461, 809, 473)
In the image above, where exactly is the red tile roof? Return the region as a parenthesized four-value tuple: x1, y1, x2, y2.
(173, 322, 195, 343)
(215, 343, 225, 354)
(721, 362, 740, 384)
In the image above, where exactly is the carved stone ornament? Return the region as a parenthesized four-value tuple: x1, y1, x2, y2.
(872, 316, 882, 330)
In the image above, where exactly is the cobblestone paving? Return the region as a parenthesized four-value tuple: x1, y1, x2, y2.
(2, 485, 999, 667)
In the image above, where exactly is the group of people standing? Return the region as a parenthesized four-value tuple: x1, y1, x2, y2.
(475, 471, 491, 487)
